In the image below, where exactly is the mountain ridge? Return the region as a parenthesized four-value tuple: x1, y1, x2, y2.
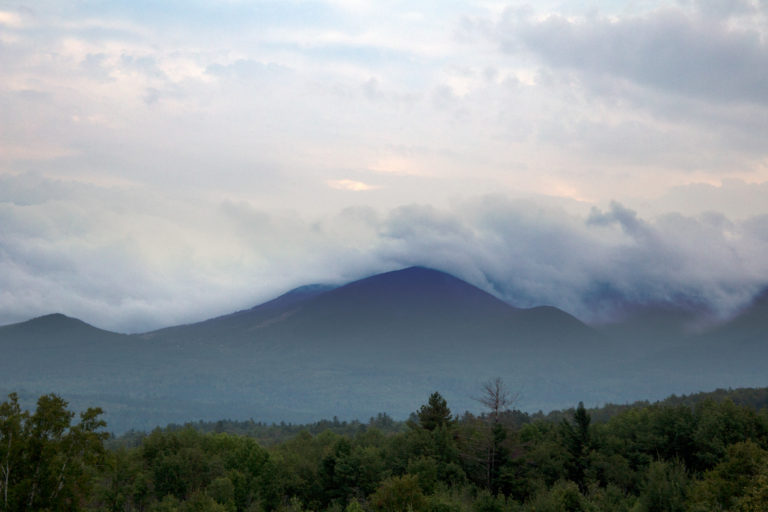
(1, 266, 767, 433)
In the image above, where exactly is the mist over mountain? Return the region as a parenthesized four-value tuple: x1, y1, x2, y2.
(3, 185, 768, 335)
(1, 266, 767, 433)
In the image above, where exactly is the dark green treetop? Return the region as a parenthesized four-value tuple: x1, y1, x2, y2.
(417, 392, 453, 431)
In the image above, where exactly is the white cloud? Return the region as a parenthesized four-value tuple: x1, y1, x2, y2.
(497, 3, 768, 105)
(1, 173, 767, 332)
(327, 179, 379, 191)
(0, 10, 24, 28)
(2, 1, 768, 332)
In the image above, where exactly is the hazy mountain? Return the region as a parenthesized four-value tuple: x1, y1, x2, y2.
(0, 313, 121, 346)
(0, 313, 140, 375)
(1, 267, 766, 433)
(706, 288, 768, 344)
(593, 303, 708, 358)
(141, 266, 598, 361)
(141, 283, 337, 345)
(666, 287, 768, 375)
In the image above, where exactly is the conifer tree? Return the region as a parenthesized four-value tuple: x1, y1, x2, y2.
(417, 392, 453, 431)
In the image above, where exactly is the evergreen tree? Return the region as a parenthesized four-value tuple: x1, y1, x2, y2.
(417, 392, 453, 431)
(561, 402, 591, 493)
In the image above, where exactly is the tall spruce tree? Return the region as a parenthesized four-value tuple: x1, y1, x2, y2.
(417, 392, 453, 431)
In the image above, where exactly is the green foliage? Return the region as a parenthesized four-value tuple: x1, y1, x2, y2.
(408, 456, 439, 494)
(345, 498, 365, 512)
(6, 388, 768, 512)
(207, 476, 236, 508)
(370, 474, 426, 512)
(734, 462, 768, 511)
(418, 393, 454, 432)
(515, 421, 569, 490)
(585, 483, 634, 512)
(136, 413, 405, 448)
(320, 436, 387, 506)
(472, 490, 509, 512)
(525, 480, 589, 512)
(691, 399, 768, 470)
(688, 440, 768, 511)
(561, 402, 592, 492)
(634, 460, 688, 512)
(0, 392, 107, 511)
(104, 426, 273, 511)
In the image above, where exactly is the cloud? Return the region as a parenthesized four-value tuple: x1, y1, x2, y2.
(2, 174, 767, 332)
(0, 10, 24, 28)
(587, 201, 649, 239)
(3, 0, 768, 209)
(499, 4, 768, 105)
(327, 179, 379, 191)
(374, 196, 768, 322)
(650, 179, 768, 218)
(459, 1, 768, 181)
(2, 1, 768, 334)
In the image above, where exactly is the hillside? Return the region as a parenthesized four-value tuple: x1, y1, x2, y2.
(1, 267, 767, 433)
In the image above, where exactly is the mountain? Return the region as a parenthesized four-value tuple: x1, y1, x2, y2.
(670, 287, 768, 374)
(134, 267, 606, 424)
(0, 312, 119, 342)
(142, 283, 337, 345)
(1, 268, 766, 433)
(0, 313, 136, 368)
(594, 303, 707, 358)
(148, 266, 595, 352)
(609, 288, 768, 401)
(707, 288, 768, 344)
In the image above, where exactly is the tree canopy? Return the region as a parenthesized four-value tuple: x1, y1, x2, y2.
(2, 386, 768, 511)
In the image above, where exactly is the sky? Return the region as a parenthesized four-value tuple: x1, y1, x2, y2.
(1, 0, 768, 332)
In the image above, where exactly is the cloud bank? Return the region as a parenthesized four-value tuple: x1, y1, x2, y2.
(2, 1, 768, 331)
(1, 173, 766, 332)
(2, 0, 768, 209)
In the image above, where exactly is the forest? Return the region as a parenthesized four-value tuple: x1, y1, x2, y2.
(2, 384, 768, 512)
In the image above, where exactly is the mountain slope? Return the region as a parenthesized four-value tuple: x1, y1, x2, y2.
(679, 287, 768, 370)
(145, 266, 598, 356)
(707, 288, 768, 345)
(1, 268, 765, 433)
(141, 283, 336, 345)
(0, 313, 122, 345)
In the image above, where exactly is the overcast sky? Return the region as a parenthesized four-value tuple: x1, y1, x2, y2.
(2, 0, 768, 332)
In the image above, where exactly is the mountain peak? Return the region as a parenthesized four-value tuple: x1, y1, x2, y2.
(352, 266, 472, 286)
(0, 312, 123, 348)
(20, 313, 121, 335)
(316, 265, 515, 316)
(396, 265, 446, 274)
(16, 312, 86, 328)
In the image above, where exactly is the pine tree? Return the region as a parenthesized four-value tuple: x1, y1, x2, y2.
(417, 392, 453, 431)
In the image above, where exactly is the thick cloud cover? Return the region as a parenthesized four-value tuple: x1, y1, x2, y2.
(2, 1, 768, 331)
(501, 2, 768, 105)
(3, 0, 768, 207)
(1, 173, 766, 332)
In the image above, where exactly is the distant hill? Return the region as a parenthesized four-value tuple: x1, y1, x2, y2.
(536, 385, 768, 425)
(1, 267, 767, 434)
(0, 313, 145, 380)
(0, 312, 121, 344)
(110, 385, 768, 448)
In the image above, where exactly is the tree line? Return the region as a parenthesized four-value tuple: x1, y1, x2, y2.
(2, 383, 768, 511)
